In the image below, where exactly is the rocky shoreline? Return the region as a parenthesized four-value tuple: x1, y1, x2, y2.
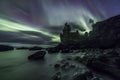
(27, 48, 120, 80)
(27, 15, 120, 80)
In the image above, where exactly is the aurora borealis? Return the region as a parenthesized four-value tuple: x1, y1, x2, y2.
(0, 0, 120, 46)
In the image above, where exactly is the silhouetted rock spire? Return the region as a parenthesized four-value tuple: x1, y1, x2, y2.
(63, 22, 71, 34)
(60, 22, 86, 44)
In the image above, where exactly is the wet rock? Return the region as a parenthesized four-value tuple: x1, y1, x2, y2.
(85, 71, 94, 79)
(73, 71, 93, 80)
(28, 50, 46, 60)
(61, 49, 71, 53)
(70, 64, 76, 68)
(61, 62, 70, 70)
(74, 56, 81, 62)
(67, 57, 72, 60)
(91, 77, 100, 80)
(62, 74, 69, 80)
(86, 58, 120, 80)
(52, 72, 62, 80)
(87, 58, 109, 72)
(115, 58, 120, 68)
(73, 71, 94, 80)
(60, 59, 66, 64)
(106, 50, 119, 57)
(98, 55, 109, 63)
(54, 64, 61, 68)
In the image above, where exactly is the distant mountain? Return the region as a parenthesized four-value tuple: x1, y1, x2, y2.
(0, 45, 14, 51)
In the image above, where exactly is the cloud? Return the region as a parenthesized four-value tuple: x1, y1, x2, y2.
(0, 31, 53, 44)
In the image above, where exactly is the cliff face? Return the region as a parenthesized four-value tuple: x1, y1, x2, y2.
(60, 15, 120, 48)
(89, 15, 120, 48)
(90, 15, 120, 38)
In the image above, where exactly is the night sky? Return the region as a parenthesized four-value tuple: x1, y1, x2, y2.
(0, 0, 120, 46)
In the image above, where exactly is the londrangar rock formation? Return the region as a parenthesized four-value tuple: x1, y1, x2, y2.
(59, 15, 120, 49)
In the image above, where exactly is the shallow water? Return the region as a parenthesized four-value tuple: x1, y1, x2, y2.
(0, 50, 113, 80)
(0, 50, 84, 80)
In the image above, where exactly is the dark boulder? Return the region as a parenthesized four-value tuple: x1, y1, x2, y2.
(28, 50, 46, 60)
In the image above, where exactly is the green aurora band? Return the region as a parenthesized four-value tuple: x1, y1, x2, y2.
(0, 7, 100, 44)
(0, 18, 60, 42)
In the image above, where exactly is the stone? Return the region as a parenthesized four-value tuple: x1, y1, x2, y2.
(85, 71, 94, 79)
(61, 49, 71, 53)
(28, 50, 46, 60)
(70, 64, 76, 68)
(86, 57, 120, 79)
(74, 56, 81, 62)
(52, 72, 62, 80)
(61, 62, 70, 70)
(106, 50, 119, 57)
(91, 77, 100, 80)
(54, 64, 61, 68)
(67, 57, 72, 60)
(73, 71, 89, 80)
(115, 58, 120, 68)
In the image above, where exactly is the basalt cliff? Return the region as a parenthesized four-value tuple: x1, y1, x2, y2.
(59, 15, 120, 49)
